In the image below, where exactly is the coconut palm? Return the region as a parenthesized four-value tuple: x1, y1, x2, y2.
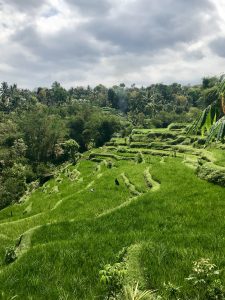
(188, 76, 225, 144)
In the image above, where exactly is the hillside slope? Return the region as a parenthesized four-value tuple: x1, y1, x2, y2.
(0, 126, 224, 299)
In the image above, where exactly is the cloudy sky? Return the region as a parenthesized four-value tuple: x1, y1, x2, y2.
(0, 0, 225, 88)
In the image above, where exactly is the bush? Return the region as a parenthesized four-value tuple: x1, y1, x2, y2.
(163, 282, 181, 299)
(196, 163, 225, 187)
(99, 263, 127, 299)
(136, 152, 144, 164)
(186, 258, 224, 299)
(4, 248, 17, 264)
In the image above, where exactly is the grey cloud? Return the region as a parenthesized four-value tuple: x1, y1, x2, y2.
(1, 0, 60, 22)
(86, 0, 216, 54)
(210, 37, 225, 58)
(12, 25, 100, 63)
(1, 22, 105, 88)
(2, 0, 45, 11)
(0, 37, 94, 88)
(184, 50, 205, 61)
(65, 0, 111, 16)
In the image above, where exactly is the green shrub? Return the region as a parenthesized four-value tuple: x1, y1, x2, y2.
(163, 282, 181, 299)
(4, 248, 17, 265)
(196, 163, 225, 187)
(99, 262, 127, 299)
(186, 258, 224, 299)
(136, 152, 144, 164)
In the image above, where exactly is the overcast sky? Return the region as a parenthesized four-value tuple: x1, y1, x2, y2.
(0, 0, 225, 88)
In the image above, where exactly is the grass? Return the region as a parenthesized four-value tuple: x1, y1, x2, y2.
(210, 147, 225, 167)
(0, 128, 224, 299)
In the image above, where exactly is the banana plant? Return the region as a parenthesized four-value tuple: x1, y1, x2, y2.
(188, 78, 225, 144)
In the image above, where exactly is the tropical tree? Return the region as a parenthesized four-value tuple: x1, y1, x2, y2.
(20, 108, 66, 162)
(54, 139, 80, 164)
(189, 76, 225, 144)
(0, 82, 10, 111)
(50, 81, 68, 106)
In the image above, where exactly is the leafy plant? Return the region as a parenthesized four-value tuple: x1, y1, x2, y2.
(207, 279, 225, 300)
(186, 258, 224, 299)
(99, 262, 127, 299)
(186, 258, 220, 286)
(188, 77, 225, 144)
(122, 282, 157, 300)
(205, 116, 225, 144)
(163, 282, 181, 300)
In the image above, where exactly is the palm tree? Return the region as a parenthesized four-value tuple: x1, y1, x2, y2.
(188, 76, 225, 144)
(0, 82, 10, 110)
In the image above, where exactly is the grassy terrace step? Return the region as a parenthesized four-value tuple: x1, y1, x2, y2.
(144, 168, 160, 191)
(89, 152, 135, 161)
(116, 146, 184, 157)
(182, 155, 199, 169)
(96, 168, 154, 217)
(130, 141, 172, 150)
(111, 145, 215, 164)
(211, 148, 225, 167)
(130, 132, 182, 143)
(121, 173, 141, 196)
(105, 137, 128, 146)
(196, 162, 225, 187)
(167, 122, 189, 131)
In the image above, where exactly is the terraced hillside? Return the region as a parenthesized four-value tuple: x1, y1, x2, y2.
(0, 125, 224, 299)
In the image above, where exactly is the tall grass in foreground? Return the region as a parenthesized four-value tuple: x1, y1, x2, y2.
(0, 156, 224, 299)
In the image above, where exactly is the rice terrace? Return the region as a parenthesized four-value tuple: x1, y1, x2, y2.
(0, 113, 225, 299)
(1, 0, 225, 299)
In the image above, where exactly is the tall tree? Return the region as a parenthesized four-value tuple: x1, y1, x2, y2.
(20, 108, 65, 162)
